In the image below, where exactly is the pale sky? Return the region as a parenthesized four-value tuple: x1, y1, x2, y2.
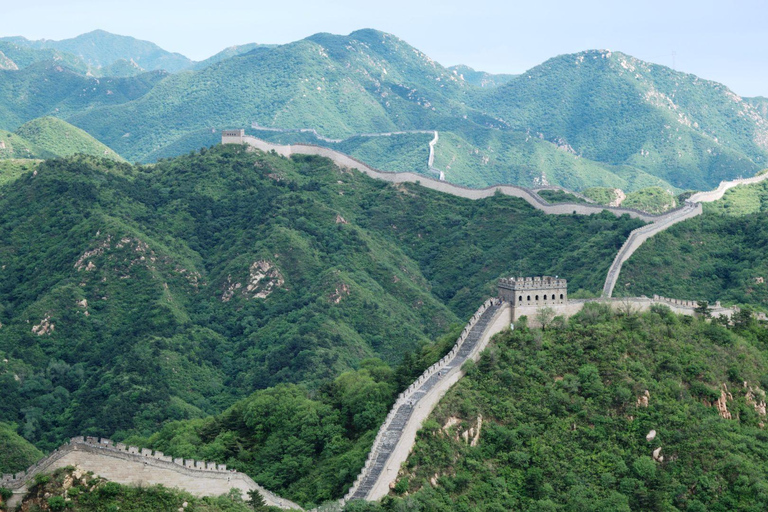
(1, 0, 766, 97)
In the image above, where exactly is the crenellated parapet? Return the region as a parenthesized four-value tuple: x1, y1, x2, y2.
(0, 436, 300, 510)
(499, 276, 568, 310)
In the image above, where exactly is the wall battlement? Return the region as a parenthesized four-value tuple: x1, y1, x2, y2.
(0, 437, 301, 510)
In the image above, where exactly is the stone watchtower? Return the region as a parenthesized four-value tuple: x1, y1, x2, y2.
(498, 276, 568, 322)
(221, 129, 245, 143)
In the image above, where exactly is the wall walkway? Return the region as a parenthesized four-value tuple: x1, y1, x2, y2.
(603, 172, 768, 297)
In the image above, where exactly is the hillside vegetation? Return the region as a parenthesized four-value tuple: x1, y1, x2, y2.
(0, 422, 44, 474)
(619, 179, 768, 307)
(353, 304, 768, 511)
(0, 145, 641, 457)
(0, 117, 123, 161)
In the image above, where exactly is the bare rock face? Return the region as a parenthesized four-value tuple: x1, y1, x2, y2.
(646, 430, 656, 442)
(247, 260, 284, 299)
(32, 315, 54, 336)
(637, 390, 650, 407)
(221, 261, 284, 302)
(716, 385, 733, 420)
(652, 447, 664, 462)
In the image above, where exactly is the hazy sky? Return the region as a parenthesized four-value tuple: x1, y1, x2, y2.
(1, 0, 766, 97)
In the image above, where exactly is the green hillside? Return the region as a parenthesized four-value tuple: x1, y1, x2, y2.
(0, 145, 640, 457)
(0, 159, 40, 185)
(366, 305, 768, 511)
(447, 65, 517, 88)
(0, 129, 37, 158)
(475, 50, 768, 191)
(622, 187, 677, 214)
(0, 61, 166, 129)
(0, 50, 17, 70)
(619, 178, 768, 307)
(0, 422, 44, 473)
(12, 117, 124, 161)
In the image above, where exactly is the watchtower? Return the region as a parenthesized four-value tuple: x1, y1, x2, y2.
(221, 129, 245, 143)
(498, 276, 567, 307)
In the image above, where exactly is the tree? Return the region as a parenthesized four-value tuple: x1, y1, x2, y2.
(694, 301, 711, 318)
(535, 307, 556, 330)
(248, 489, 267, 510)
(733, 306, 756, 331)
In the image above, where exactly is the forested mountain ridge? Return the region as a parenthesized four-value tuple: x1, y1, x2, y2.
(360, 305, 768, 511)
(474, 50, 768, 191)
(1, 29, 766, 193)
(0, 145, 640, 457)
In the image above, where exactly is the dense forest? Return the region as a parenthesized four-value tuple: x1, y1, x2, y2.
(0, 145, 639, 463)
(349, 304, 768, 511)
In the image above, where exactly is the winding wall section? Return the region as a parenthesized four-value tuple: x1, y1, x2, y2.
(223, 132, 684, 223)
(602, 172, 768, 297)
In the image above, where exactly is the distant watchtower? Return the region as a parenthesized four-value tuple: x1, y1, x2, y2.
(221, 129, 245, 143)
(498, 276, 567, 308)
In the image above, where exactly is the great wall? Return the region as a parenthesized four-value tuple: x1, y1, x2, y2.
(4, 133, 768, 511)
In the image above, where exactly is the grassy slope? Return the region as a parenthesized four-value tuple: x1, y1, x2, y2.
(372, 306, 768, 511)
(0, 422, 44, 473)
(619, 179, 768, 307)
(622, 186, 677, 214)
(0, 159, 40, 185)
(14, 117, 124, 161)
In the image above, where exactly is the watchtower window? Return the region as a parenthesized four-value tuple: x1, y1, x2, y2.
(527, 295, 531, 301)
(560, 294, 564, 300)
(543, 294, 548, 300)
(535, 295, 539, 301)
(519, 296, 523, 302)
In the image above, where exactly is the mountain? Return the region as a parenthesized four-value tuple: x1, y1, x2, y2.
(448, 64, 517, 88)
(192, 43, 271, 69)
(66, 29, 481, 161)
(0, 50, 17, 70)
(0, 30, 193, 73)
(380, 306, 768, 510)
(1, 30, 767, 192)
(746, 96, 768, 120)
(0, 145, 639, 451)
(0, 61, 167, 130)
(7, 116, 124, 160)
(475, 50, 768, 191)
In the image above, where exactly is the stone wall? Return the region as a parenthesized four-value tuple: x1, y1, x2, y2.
(223, 134, 684, 222)
(510, 295, 739, 327)
(602, 202, 702, 297)
(1, 437, 302, 510)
